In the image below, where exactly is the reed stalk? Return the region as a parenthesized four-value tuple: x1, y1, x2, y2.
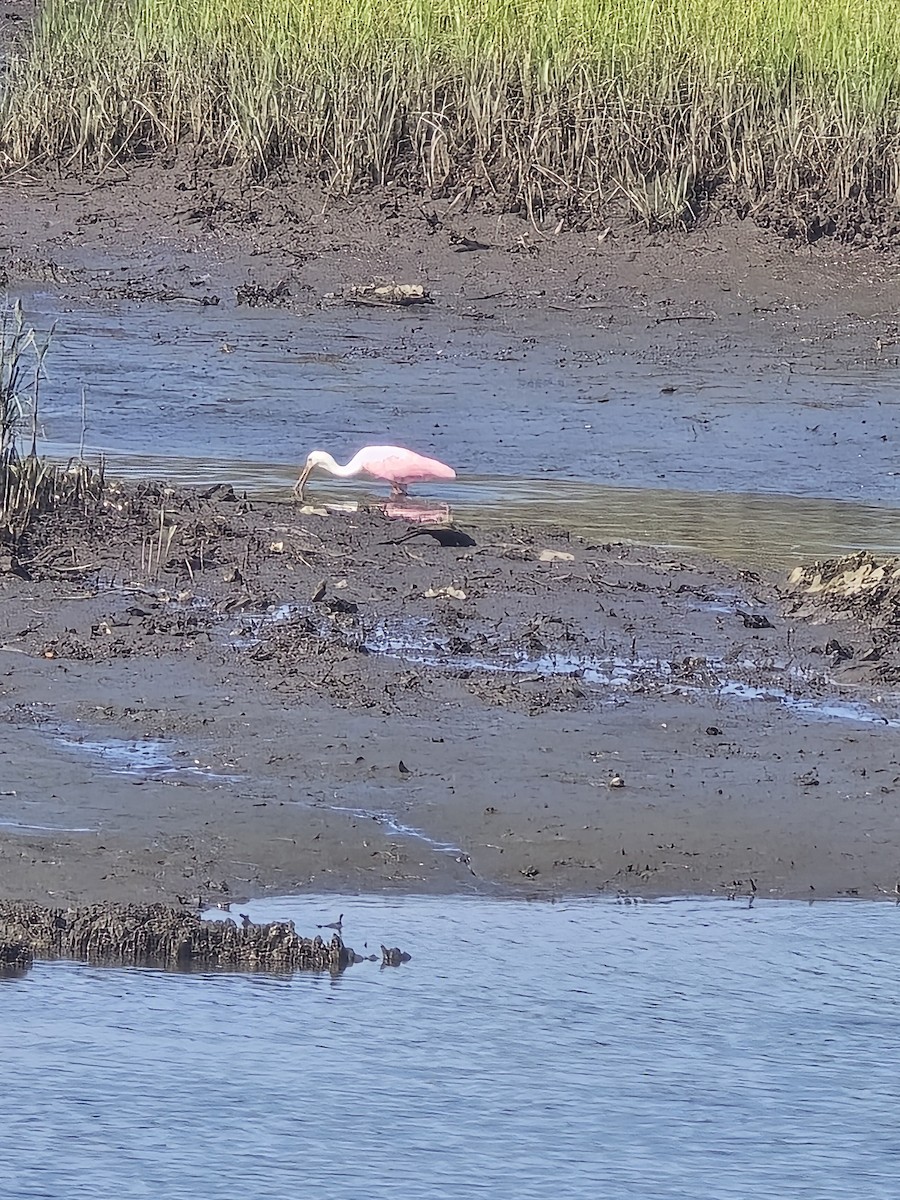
(0, 301, 104, 541)
(2, 0, 900, 228)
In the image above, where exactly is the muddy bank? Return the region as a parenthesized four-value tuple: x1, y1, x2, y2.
(1, 483, 899, 904)
(0, 900, 372, 972)
(4, 164, 900, 561)
(2, 158, 899, 333)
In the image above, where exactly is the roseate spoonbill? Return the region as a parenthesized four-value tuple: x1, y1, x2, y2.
(294, 445, 456, 499)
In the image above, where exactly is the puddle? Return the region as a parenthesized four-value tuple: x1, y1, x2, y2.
(688, 588, 745, 614)
(355, 620, 900, 727)
(0, 818, 96, 833)
(715, 681, 900, 725)
(227, 602, 900, 729)
(54, 730, 240, 783)
(327, 804, 465, 856)
(228, 602, 295, 649)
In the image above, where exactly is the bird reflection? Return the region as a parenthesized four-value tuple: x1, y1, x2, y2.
(380, 499, 453, 525)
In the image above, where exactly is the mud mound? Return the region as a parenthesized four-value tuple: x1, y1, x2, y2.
(786, 553, 900, 681)
(789, 553, 900, 601)
(787, 553, 900, 627)
(0, 901, 353, 973)
(0, 941, 33, 972)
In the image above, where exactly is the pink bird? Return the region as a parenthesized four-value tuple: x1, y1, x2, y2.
(294, 445, 456, 499)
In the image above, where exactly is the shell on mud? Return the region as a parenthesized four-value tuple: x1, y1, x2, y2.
(788, 553, 900, 597)
(346, 283, 431, 307)
(424, 585, 467, 600)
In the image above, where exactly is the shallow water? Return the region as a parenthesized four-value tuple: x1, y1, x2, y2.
(16, 291, 900, 566)
(361, 617, 900, 724)
(2, 894, 898, 1199)
(55, 728, 240, 783)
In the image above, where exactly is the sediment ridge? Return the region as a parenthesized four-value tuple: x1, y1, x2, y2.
(1, 477, 900, 904)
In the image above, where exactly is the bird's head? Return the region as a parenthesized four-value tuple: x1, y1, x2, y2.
(294, 450, 333, 499)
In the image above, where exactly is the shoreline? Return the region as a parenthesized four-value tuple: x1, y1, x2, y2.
(2, 157, 899, 309)
(1, 483, 898, 908)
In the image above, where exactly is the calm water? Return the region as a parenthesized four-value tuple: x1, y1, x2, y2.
(3, 895, 898, 1199)
(15, 291, 900, 566)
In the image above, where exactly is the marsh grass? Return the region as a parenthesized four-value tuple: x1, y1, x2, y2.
(2, 0, 900, 229)
(0, 301, 105, 542)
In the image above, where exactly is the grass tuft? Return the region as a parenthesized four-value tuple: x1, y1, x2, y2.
(0, 301, 105, 543)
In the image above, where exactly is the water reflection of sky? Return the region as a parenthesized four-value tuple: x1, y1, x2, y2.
(2, 894, 899, 1199)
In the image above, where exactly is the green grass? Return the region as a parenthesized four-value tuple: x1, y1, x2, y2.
(3, 0, 900, 229)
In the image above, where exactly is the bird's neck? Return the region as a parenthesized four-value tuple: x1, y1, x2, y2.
(320, 453, 356, 478)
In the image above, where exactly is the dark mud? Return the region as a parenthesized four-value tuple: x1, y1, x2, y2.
(1, 484, 899, 905)
(2, 155, 899, 336)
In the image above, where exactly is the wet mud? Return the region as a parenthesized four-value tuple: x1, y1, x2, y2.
(2, 485, 900, 905)
(2, 150, 900, 905)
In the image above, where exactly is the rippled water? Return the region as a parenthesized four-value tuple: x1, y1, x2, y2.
(3, 895, 898, 1199)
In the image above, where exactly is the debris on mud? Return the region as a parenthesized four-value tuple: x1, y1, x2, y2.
(339, 283, 433, 308)
(386, 526, 476, 548)
(2, 476, 900, 906)
(786, 553, 900, 681)
(235, 279, 291, 306)
(2, 477, 890, 709)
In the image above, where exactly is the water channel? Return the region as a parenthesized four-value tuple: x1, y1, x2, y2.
(3, 894, 898, 1199)
(15, 289, 900, 567)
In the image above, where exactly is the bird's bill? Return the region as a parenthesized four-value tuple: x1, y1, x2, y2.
(294, 461, 314, 498)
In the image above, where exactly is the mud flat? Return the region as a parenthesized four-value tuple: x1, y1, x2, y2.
(3, 85, 900, 906)
(0, 483, 898, 905)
